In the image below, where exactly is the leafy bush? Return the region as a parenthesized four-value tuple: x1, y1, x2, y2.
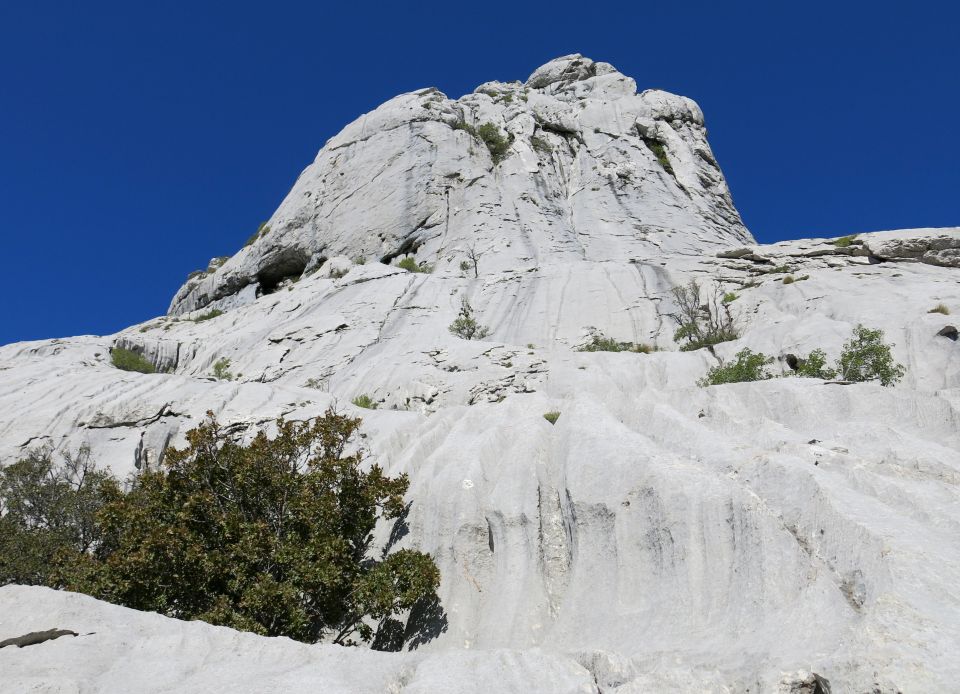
(576, 333, 651, 353)
(449, 298, 490, 340)
(722, 292, 739, 304)
(793, 349, 837, 379)
(397, 257, 431, 274)
(929, 304, 950, 315)
(193, 309, 223, 322)
(543, 412, 561, 425)
(1, 447, 116, 587)
(212, 357, 232, 381)
(833, 234, 858, 248)
(835, 325, 905, 386)
(111, 347, 155, 374)
(477, 123, 511, 164)
(53, 410, 440, 645)
(352, 394, 377, 410)
(698, 348, 774, 386)
(669, 280, 738, 352)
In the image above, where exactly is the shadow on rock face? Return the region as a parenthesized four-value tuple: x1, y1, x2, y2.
(403, 593, 449, 651)
(382, 502, 412, 559)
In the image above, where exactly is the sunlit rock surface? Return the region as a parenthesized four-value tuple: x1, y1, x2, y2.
(1, 54, 959, 693)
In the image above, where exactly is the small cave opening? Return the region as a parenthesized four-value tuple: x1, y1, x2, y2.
(380, 236, 423, 265)
(255, 248, 310, 295)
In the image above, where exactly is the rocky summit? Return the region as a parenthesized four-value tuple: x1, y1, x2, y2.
(2, 54, 959, 693)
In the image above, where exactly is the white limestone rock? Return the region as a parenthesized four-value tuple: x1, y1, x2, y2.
(1, 56, 959, 693)
(167, 55, 750, 315)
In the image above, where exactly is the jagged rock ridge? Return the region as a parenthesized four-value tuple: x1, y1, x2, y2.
(1, 55, 959, 693)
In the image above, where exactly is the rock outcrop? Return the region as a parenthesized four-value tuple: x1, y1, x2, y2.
(167, 53, 750, 316)
(1, 55, 959, 693)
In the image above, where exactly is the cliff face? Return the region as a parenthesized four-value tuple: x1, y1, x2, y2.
(168, 54, 750, 316)
(1, 56, 960, 693)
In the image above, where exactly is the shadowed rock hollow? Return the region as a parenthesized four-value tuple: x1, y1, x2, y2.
(1, 54, 959, 693)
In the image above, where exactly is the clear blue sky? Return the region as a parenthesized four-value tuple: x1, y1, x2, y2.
(1, 1, 957, 345)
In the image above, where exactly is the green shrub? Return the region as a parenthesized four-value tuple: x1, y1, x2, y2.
(397, 257, 431, 273)
(929, 303, 950, 315)
(449, 297, 490, 340)
(477, 122, 511, 164)
(212, 357, 233, 381)
(794, 349, 837, 379)
(51, 410, 440, 645)
(699, 348, 774, 386)
(669, 280, 739, 351)
(835, 325, 904, 386)
(111, 347, 155, 374)
(722, 292, 739, 304)
(833, 234, 858, 248)
(543, 412, 561, 425)
(352, 394, 377, 410)
(0, 447, 116, 587)
(782, 275, 795, 285)
(193, 309, 223, 322)
(576, 333, 651, 353)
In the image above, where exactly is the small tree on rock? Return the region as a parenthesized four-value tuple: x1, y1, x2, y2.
(835, 325, 905, 386)
(449, 297, 490, 340)
(670, 280, 738, 351)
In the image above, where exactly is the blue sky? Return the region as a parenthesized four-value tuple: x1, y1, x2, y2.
(1, 1, 957, 344)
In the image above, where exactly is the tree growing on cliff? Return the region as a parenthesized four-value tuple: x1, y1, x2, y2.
(669, 280, 738, 351)
(449, 297, 490, 340)
(2, 411, 441, 647)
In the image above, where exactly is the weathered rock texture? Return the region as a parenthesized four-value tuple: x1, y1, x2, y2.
(1, 55, 959, 693)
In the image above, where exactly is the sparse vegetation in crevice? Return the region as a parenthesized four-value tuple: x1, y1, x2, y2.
(833, 234, 859, 248)
(111, 347, 155, 374)
(722, 292, 739, 304)
(351, 394, 377, 410)
(543, 412, 561, 425)
(244, 221, 271, 248)
(669, 280, 739, 352)
(476, 122, 512, 164)
(576, 332, 652, 354)
(531, 135, 552, 155)
(929, 303, 950, 315)
(768, 264, 793, 274)
(397, 257, 432, 274)
(642, 138, 674, 176)
(193, 309, 223, 322)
